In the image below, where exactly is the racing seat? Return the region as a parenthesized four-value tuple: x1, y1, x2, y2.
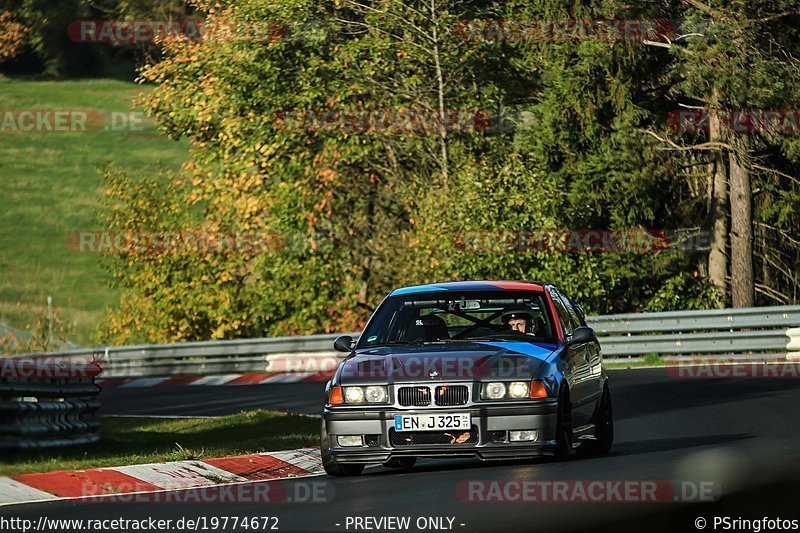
(532, 317, 547, 337)
(402, 315, 450, 342)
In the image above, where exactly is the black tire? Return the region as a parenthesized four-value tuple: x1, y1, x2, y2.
(578, 383, 614, 457)
(320, 420, 366, 476)
(553, 386, 572, 460)
(382, 457, 417, 470)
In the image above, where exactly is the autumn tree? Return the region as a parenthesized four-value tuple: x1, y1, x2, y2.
(100, 0, 495, 341)
(0, 10, 28, 63)
(655, 0, 800, 306)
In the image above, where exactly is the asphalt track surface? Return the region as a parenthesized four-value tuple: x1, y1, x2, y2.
(5, 367, 800, 532)
(97, 382, 327, 417)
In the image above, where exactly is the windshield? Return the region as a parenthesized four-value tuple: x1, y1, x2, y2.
(357, 290, 555, 348)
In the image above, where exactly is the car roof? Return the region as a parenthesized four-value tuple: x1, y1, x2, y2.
(389, 280, 546, 297)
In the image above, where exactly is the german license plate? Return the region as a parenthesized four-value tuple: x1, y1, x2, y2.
(394, 413, 471, 432)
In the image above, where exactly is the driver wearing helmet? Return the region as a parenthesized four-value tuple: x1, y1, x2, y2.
(501, 304, 534, 335)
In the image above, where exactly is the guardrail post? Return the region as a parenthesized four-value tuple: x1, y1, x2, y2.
(787, 328, 800, 360)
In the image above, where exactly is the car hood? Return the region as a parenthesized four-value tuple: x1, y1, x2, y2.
(337, 340, 558, 384)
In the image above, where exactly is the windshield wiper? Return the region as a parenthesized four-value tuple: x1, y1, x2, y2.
(362, 342, 410, 348)
(361, 339, 454, 348)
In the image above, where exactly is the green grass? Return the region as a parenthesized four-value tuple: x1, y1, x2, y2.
(0, 410, 320, 476)
(606, 354, 666, 368)
(0, 78, 188, 345)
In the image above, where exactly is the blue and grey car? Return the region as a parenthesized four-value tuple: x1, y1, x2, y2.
(321, 281, 613, 476)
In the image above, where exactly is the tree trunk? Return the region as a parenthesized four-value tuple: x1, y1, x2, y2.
(707, 110, 728, 306)
(429, 0, 449, 189)
(729, 136, 754, 307)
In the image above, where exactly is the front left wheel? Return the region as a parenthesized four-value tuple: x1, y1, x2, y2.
(577, 383, 613, 457)
(553, 386, 573, 460)
(321, 419, 366, 476)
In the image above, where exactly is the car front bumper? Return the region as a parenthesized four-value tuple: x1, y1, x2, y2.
(323, 400, 559, 463)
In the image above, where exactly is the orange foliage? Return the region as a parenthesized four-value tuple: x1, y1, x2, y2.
(0, 12, 29, 63)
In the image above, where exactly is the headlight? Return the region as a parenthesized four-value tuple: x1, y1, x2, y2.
(483, 382, 507, 400)
(344, 386, 365, 403)
(508, 381, 529, 399)
(365, 385, 387, 403)
(482, 381, 542, 400)
(343, 385, 389, 404)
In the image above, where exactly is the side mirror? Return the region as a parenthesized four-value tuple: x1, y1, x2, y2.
(334, 335, 354, 352)
(567, 326, 595, 346)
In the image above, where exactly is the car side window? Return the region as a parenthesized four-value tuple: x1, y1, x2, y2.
(557, 288, 583, 328)
(572, 300, 587, 326)
(548, 288, 575, 338)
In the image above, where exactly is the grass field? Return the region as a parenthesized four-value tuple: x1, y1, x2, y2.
(0, 78, 188, 345)
(0, 410, 319, 476)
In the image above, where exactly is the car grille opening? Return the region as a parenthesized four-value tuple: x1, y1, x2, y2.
(490, 430, 507, 443)
(365, 434, 381, 447)
(389, 426, 479, 446)
(398, 386, 431, 406)
(434, 385, 469, 406)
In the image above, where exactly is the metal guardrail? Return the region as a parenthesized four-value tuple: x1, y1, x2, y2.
(586, 305, 800, 359)
(17, 335, 345, 378)
(587, 305, 800, 334)
(10, 306, 800, 377)
(0, 359, 102, 449)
